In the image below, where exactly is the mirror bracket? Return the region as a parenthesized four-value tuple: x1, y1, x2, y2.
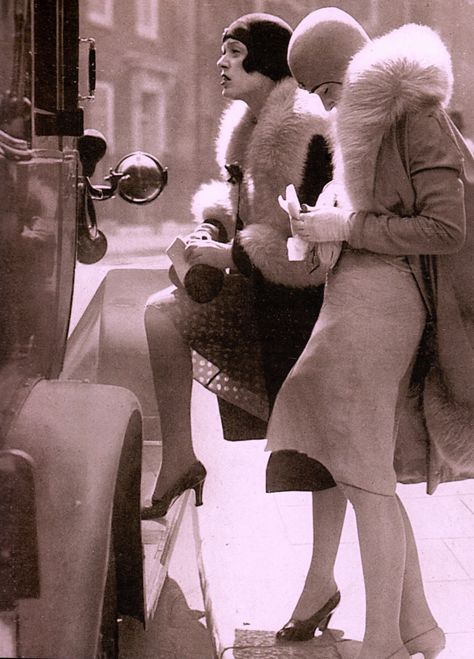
(86, 169, 125, 201)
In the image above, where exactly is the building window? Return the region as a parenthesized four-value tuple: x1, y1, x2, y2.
(87, 0, 113, 28)
(86, 81, 115, 151)
(131, 73, 166, 156)
(135, 0, 158, 40)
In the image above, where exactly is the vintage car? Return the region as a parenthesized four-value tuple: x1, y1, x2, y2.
(0, 1, 177, 657)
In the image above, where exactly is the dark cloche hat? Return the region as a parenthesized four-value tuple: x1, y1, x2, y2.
(223, 13, 292, 82)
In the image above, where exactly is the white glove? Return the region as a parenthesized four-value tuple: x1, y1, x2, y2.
(279, 183, 351, 267)
(292, 206, 352, 243)
(278, 183, 302, 219)
(279, 184, 310, 261)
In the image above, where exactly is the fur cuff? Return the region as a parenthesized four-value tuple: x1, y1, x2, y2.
(191, 180, 234, 239)
(237, 224, 327, 288)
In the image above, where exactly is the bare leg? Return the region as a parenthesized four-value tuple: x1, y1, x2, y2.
(145, 304, 198, 500)
(292, 487, 347, 619)
(340, 484, 407, 658)
(397, 496, 440, 642)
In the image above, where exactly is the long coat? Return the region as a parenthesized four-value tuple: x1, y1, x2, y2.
(335, 23, 474, 492)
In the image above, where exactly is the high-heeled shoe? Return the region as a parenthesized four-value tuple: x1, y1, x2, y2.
(404, 626, 446, 658)
(141, 461, 207, 519)
(275, 590, 341, 642)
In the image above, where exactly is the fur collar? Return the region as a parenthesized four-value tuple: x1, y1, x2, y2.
(336, 23, 453, 209)
(216, 77, 333, 182)
(213, 77, 334, 287)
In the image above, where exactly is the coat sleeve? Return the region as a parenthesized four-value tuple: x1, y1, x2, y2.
(348, 110, 466, 255)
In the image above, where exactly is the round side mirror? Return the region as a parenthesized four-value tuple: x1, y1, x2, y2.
(115, 152, 168, 204)
(77, 228, 108, 264)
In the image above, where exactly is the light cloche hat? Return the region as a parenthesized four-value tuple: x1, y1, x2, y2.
(288, 7, 370, 91)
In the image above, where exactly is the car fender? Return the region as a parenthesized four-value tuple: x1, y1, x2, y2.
(4, 378, 143, 659)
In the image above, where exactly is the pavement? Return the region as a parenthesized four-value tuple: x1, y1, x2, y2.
(69, 263, 474, 658)
(119, 500, 214, 659)
(189, 382, 474, 659)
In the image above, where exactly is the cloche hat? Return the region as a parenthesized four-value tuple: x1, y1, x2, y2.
(288, 7, 369, 91)
(223, 13, 292, 82)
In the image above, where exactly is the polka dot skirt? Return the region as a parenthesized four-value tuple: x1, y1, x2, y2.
(150, 273, 270, 421)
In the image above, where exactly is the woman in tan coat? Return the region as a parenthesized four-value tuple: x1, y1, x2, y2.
(267, 7, 474, 658)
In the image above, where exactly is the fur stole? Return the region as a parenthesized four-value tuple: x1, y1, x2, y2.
(216, 77, 332, 228)
(335, 23, 453, 210)
(192, 78, 334, 287)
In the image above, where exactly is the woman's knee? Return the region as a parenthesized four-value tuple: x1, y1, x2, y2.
(144, 301, 178, 348)
(144, 287, 179, 334)
(145, 303, 166, 341)
(337, 482, 397, 509)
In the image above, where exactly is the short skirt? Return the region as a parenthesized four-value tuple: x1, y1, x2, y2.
(147, 272, 269, 420)
(265, 249, 427, 496)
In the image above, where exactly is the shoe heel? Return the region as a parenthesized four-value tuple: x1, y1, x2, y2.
(275, 590, 340, 643)
(193, 479, 205, 506)
(404, 626, 445, 659)
(317, 612, 332, 632)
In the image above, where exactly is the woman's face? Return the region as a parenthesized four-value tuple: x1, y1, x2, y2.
(217, 39, 259, 101)
(312, 82, 343, 111)
(298, 80, 342, 111)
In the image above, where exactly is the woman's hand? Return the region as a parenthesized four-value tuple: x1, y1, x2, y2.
(292, 207, 352, 243)
(184, 239, 234, 269)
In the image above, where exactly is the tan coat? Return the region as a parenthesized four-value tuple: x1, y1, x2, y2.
(335, 23, 474, 492)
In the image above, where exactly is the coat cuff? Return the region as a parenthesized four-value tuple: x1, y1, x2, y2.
(343, 211, 366, 249)
(232, 233, 255, 276)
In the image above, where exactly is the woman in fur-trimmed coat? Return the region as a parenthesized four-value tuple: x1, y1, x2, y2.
(266, 8, 474, 658)
(142, 13, 335, 520)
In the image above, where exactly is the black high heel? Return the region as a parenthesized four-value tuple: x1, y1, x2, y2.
(276, 590, 341, 642)
(141, 461, 207, 519)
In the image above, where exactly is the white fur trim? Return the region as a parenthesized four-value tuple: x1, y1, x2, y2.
(190, 180, 234, 238)
(239, 224, 328, 288)
(214, 78, 334, 285)
(424, 369, 474, 480)
(215, 100, 249, 171)
(335, 23, 453, 210)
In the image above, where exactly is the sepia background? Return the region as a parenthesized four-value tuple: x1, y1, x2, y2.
(78, 0, 474, 264)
